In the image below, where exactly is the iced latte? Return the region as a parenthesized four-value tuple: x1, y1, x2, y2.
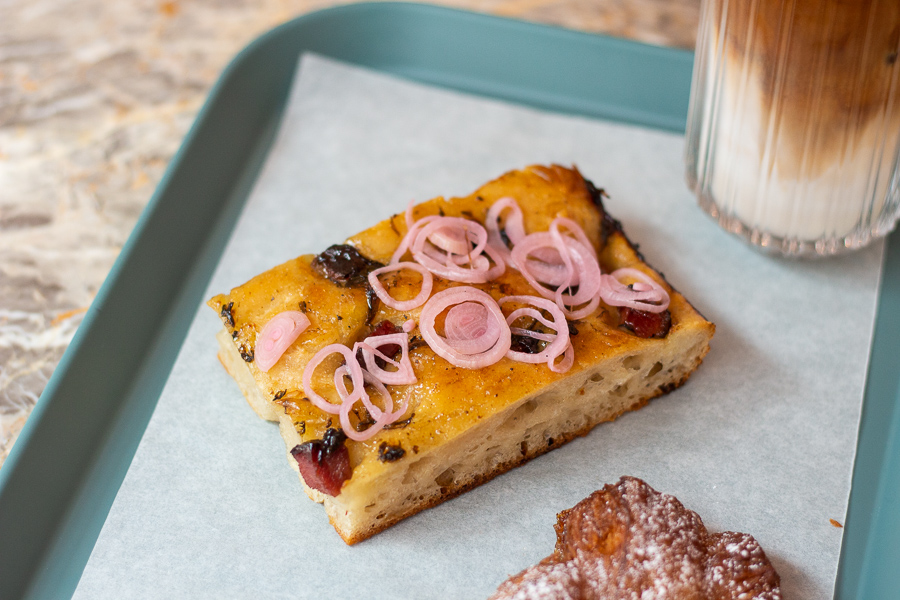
(685, 0, 900, 255)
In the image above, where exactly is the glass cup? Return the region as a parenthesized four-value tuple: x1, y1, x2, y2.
(685, 0, 900, 256)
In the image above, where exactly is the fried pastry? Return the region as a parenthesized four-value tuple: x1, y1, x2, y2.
(490, 476, 782, 600)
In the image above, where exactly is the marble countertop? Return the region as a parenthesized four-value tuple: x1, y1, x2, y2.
(0, 0, 699, 467)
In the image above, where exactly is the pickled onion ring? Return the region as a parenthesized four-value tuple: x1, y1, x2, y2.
(355, 332, 417, 385)
(511, 217, 602, 319)
(393, 207, 506, 283)
(255, 311, 310, 372)
(506, 328, 574, 373)
(550, 343, 575, 373)
(501, 295, 572, 373)
(333, 365, 408, 442)
(546, 221, 600, 305)
(333, 365, 387, 420)
(427, 221, 476, 255)
(546, 219, 602, 319)
(444, 301, 503, 355)
(391, 213, 439, 264)
(551, 217, 598, 260)
(368, 262, 434, 311)
(418, 216, 488, 255)
(512, 234, 595, 289)
(599, 268, 670, 313)
(411, 217, 505, 283)
(485, 197, 526, 268)
(419, 287, 511, 369)
(302, 344, 363, 414)
(305, 341, 414, 440)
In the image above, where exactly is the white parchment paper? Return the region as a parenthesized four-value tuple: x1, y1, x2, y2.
(75, 54, 884, 599)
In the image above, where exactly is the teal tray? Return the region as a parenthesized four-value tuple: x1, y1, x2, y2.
(0, 4, 897, 598)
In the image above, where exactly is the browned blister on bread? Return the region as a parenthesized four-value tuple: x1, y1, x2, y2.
(490, 477, 781, 600)
(208, 166, 715, 545)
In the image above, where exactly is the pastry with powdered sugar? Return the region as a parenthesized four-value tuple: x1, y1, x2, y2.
(490, 476, 781, 600)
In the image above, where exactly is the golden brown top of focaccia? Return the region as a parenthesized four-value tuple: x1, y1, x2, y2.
(208, 165, 712, 488)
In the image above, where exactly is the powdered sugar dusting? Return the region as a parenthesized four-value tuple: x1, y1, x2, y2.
(495, 561, 583, 600)
(489, 477, 782, 600)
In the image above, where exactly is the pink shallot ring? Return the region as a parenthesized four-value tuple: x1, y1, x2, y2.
(599, 268, 670, 313)
(419, 287, 511, 369)
(255, 310, 310, 372)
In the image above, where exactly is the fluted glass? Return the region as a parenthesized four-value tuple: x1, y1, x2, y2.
(685, 0, 900, 256)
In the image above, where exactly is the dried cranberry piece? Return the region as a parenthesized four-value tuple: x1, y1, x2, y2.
(356, 320, 402, 370)
(618, 307, 672, 339)
(290, 428, 351, 496)
(312, 244, 383, 287)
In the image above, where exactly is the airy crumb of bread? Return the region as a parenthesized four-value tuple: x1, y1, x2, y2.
(217, 319, 710, 543)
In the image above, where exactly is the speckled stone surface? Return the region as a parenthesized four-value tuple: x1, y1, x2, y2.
(0, 0, 699, 466)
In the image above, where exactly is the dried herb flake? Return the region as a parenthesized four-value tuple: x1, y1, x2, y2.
(378, 442, 406, 462)
(220, 301, 235, 328)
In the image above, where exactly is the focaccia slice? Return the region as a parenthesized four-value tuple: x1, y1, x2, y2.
(208, 165, 715, 544)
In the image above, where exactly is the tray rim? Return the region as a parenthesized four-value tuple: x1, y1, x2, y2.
(0, 3, 896, 599)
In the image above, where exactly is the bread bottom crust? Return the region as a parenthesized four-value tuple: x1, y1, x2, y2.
(216, 320, 712, 545)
